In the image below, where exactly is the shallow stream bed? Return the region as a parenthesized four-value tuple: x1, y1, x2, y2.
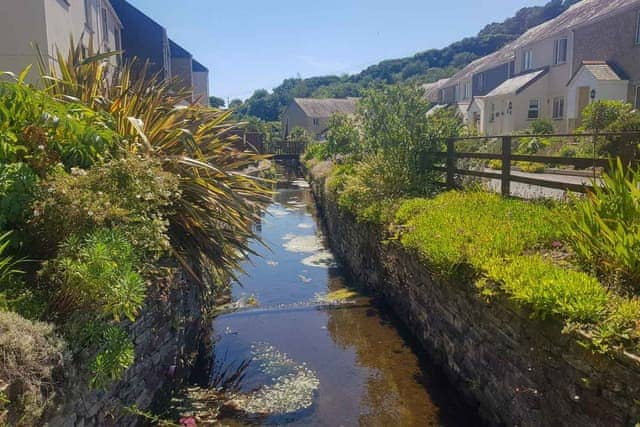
(181, 171, 476, 426)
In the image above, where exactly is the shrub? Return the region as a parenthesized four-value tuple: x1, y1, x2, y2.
(483, 255, 608, 322)
(0, 79, 118, 172)
(331, 153, 411, 223)
(394, 191, 562, 275)
(0, 311, 67, 425)
(588, 297, 640, 354)
(288, 126, 313, 143)
(38, 45, 271, 282)
(487, 159, 502, 170)
(580, 100, 640, 160)
(566, 159, 640, 290)
(580, 100, 630, 132)
(517, 161, 545, 173)
(46, 228, 146, 322)
(358, 83, 446, 194)
(558, 145, 577, 158)
(0, 162, 38, 232)
(529, 119, 554, 135)
(89, 326, 135, 390)
(0, 232, 43, 319)
(303, 142, 330, 162)
(30, 157, 177, 258)
(0, 232, 20, 288)
(325, 113, 360, 158)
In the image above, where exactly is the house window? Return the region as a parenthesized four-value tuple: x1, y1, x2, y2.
(477, 73, 485, 92)
(528, 99, 540, 119)
(84, 0, 92, 30)
(313, 118, 320, 126)
(522, 49, 533, 71)
(453, 85, 459, 102)
(490, 103, 496, 122)
(552, 97, 565, 119)
(635, 86, 640, 109)
(101, 8, 109, 44)
(553, 38, 568, 65)
(463, 81, 471, 99)
(636, 12, 640, 45)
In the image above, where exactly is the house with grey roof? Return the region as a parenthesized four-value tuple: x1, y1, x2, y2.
(281, 98, 359, 140)
(437, 0, 640, 134)
(110, 0, 210, 106)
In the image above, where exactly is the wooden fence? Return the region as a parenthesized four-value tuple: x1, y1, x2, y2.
(263, 140, 308, 157)
(433, 132, 640, 196)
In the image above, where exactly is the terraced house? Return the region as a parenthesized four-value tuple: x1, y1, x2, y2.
(432, 0, 640, 135)
(0, 0, 122, 79)
(0, 0, 210, 106)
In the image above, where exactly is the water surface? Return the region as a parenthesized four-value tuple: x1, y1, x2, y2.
(207, 172, 476, 426)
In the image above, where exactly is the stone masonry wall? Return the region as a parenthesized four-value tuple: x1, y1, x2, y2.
(309, 166, 640, 426)
(45, 266, 206, 426)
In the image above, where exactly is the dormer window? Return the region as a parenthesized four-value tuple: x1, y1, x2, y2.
(477, 73, 485, 91)
(463, 81, 471, 100)
(553, 38, 568, 65)
(522, 49, 533, 71)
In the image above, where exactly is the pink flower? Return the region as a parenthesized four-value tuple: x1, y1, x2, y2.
(180, 417, 197, 427)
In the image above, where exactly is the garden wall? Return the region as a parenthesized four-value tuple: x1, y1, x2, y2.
(309, 166, 640, 426)
(45, 266, 207, 426)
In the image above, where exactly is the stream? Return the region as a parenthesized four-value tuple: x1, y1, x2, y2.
(184, 168, 477, 426)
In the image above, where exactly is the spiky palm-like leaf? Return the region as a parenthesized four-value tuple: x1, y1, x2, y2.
(36, 40, 271, 286)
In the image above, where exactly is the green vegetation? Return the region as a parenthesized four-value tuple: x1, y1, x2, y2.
(306, 82, 640, 357)
(394, 192, 560, 274)
(567, 159, 640, 291)
(578, 100, 640, 160)
(317, 83, 459, 222)
(235, 0, 579, 121)
(0, 41, 269, 423)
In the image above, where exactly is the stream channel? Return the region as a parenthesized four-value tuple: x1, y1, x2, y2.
(182, 168, 478, 426)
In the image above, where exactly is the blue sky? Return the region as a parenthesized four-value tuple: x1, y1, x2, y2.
(129, 0, 542, 102)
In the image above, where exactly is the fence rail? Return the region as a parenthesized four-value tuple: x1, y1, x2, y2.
(263, 140, 308, 157)
(437, 132, 640, 196)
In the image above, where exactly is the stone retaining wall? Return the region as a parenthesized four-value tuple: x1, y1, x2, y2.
(45, 266, 206, 426)
(309, 165, 640, 426)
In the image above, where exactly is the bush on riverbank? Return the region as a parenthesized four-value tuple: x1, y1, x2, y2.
(314, 158, 640, 355)
(0, 43, 268, 422)
(304, 84, 640, 356)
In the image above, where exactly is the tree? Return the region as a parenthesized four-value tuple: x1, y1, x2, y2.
(228, 99, 243, 109)
(209, 96, 225, 108)
(358, 83, 447, 193)
(325, 113, 360, 157)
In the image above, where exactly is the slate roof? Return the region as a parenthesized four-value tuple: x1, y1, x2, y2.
(169, 39, 191, 58)
(192, 59, 208, 72)
(485, 68, 548, 97)
(444, 0, 640, 90)
(422, 78, 450, 99)
(582, 61, 623, 81)
(292, 98, 359, 118)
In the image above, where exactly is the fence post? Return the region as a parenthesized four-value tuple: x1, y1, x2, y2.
(446, 139, 455, 188)
(501, 136, 512, 197)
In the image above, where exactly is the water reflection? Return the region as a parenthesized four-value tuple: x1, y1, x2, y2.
(207, 174, 475, 426)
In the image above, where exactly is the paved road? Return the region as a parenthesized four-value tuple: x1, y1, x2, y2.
(481, 168, 599, 200)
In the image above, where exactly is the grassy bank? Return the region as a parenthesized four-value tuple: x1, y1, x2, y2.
(310, 158, 640, 358)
